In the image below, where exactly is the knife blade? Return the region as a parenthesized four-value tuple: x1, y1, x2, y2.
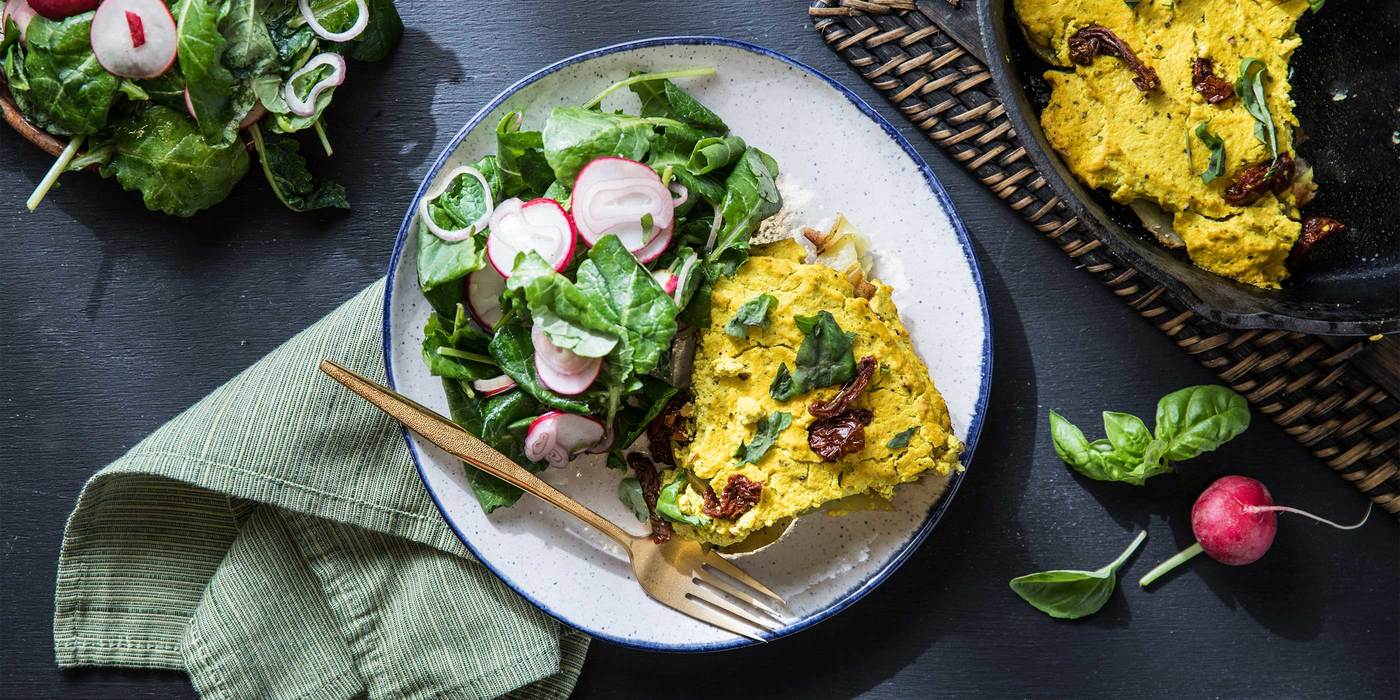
(914, 0, 987, 64)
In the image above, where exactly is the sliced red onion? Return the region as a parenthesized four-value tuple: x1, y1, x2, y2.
(668, 181, 688, 208)
(284, 52, 346, 118)
(298, 0, 367, 43)
(572, 157, 675, 252)
(705, 204, 723, 251)
(673, 254, 698, 300)
(418, 165, 494, 242)
(3, 0, 37, 41)
(471, 375, 517, 397)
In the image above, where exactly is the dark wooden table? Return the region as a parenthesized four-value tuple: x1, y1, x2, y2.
(2, 2, 1395, 698)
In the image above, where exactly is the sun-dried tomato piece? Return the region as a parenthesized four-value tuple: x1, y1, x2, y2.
(627, 452, 672, 543)
(1191, 58, 1234, 104)
(646, 394, 689, 466)
(1068, 25, 1161, 91)
(1223, 154, 1294, 206)
(1291, 216, 1348, 260)
(702, 474, 764, 520)
(809, 355, 877, 419)
(808, 408, 873, 462)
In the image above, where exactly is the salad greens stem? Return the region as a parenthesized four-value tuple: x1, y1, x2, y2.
(1139, 541, 1202, 587)
(435, 346, 498, 365)
(27, 136, 84, 212)
(581, 67, 717, 110)
(313, 121, 333, 157)
(1104, 530, 1149, 574)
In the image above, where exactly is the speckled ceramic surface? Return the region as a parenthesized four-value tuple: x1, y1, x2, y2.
(383, 37, 992, 651)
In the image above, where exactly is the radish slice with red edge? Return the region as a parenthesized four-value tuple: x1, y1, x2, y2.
(284, 52, 346, 118)
(572, 157, 675, 252)
(531, 323, 601, 396)
(464, 266, 506, 329)
(524, 411, 607, 468)
(652, 269, 678, 296)
(3, 0, 37, 42)
(632, 221, 673, 264)
(27, 0, 95, 20)
(90, 0, 176, 79)
(298, 0, 367, 42)
(486, 197, 576, 277)
(418, 165, 494, 242)
(470, 375, 517, 397)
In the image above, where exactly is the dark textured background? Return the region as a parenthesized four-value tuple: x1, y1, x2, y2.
(1, 1, 1395, 698)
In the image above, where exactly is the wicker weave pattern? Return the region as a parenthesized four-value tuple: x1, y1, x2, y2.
(809, 0, 1400, 514)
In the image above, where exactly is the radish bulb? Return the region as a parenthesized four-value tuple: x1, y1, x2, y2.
(1139, 475, 1372, 587)
(524, 411, 607, 468)
(27, 0, 95, 20)
(486, 197, 576, 277)
(571, 157, 675, 252)
(464, 266, 506, 330)
(3, 0, 37, 42)
(90, 0, 177, 79)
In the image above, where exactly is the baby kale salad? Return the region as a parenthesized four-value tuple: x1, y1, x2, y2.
(415, 68, 783, 512)
(2, 0, 401, 216)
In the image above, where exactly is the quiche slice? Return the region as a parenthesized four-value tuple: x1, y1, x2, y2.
(663, 235, 963, 547)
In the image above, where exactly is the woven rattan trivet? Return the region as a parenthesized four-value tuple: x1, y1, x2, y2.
(808, 0, 1399, 515)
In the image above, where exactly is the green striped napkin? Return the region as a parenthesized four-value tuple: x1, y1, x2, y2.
(54, 280, 588, 699)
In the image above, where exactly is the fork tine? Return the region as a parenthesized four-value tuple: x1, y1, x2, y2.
(693, 569, 786, 621)
(702, 552, 786, 604)
(686, 585, 782, 633)
(671, 598, 768, 642)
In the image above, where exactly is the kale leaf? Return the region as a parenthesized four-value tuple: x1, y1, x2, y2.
(5, 13, 119, 135)
(542, 106, 653, 186)
(249, 125, 349, 211)
(94, 106, 250, 217)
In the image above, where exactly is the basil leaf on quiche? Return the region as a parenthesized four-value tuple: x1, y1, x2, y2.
(656, 471, 711, 527)
(1193, 122, 1226, 185)
(770, 362, 797, 401)
(724, 293, 777, 337)
(734, 411, 792, 465)
(887, 426, 919, 450)
(791, 311, 857, 394)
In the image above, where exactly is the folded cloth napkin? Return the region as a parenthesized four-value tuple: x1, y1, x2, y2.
(54, 280, 588, 700)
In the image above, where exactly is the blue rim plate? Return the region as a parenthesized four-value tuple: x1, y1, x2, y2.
(382, 36, 993, 652)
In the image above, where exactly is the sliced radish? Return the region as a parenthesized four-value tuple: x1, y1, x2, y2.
(585, 425, 615, 454)
(572, 156, 675, 252)
(524, 411, 607, 468)
(27, 0, 94, 20)
(486, 197, 576, 277)
(531, 322, 601, 396)
(90, 0, 176, 80)
(284, 52, 345, 118)
(652, 269, 678, 296)
(2, 0, 36, 42)
(633, 221, 674, 264)
(298, 0, 367, 43)
(465, 266, 506, 329)
(471, 375, 517, 397)
(419, 165, 494, 242)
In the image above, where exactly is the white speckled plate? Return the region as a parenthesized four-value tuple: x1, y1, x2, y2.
(383, 37, 992, 651)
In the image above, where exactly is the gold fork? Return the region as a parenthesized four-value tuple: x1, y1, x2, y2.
(319, 360, 787, 641)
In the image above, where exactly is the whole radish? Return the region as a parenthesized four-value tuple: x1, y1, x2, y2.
(1139, 475, 1371, 587)
(27, 0, 97, 20)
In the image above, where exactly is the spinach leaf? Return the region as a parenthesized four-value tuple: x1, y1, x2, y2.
(340, 0, 402, 61)
(887, 426, 918, 450)
(724, 293, 776, 337)
(264, 5, 315, 70)
(1009, 531, 1145, 620)
(687, 135, 745, 175)
(770, 362, 797, 402)
(1153, 385, 1250, 462)
(138, 71, 190, 111)
(708, 148, 782, 275)
(1234, 58, 1277, 160)
(441, 378, 541, 512)
(220, 0, 278, 78)
(574, 235, 679, 376)
(618, 477, 650, 522)
(269, 60, 335, 133)
(95, 106, 250, 217)
(735, 411, 792, 465)
(1308, 0, 1325, 12)
(542, 106, 653, 186)
(646, 124, 725, 205)
(1, 14, 17, 54)
(656, 471, 711, 527)
(495, 112, 554, 198)
(178, 0, 248, 145)
(791, 311, 856, 395)
(1192, 122, 1226, 185)
(249, 125, 348, 211)
(6, 13, 119, 135)
(421, 305, 498, 381)
(488, 324, 595, 414)
(506, 252, 623, 358)
(610, 376, 679, 457)
(627, 75, 726, 132)
(417, 223, 485, 314)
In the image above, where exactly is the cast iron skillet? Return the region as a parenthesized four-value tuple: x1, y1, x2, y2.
(979, 0, 1399, 335)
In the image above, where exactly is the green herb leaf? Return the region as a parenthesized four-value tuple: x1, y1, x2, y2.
(791, 311, 857, 394)
(488, 324, 596, 414)
(1192, 122, 1226, 185)
(770, 362, 797, 402)
(1234, 58, 1278, 160)
(495, 111, 554, 198)
(1048, 411, 1170, 485)
(734, 411, 792, 465)
(887, 426, 919, 450)
(93, 106, 250, 217)
(1153, 385, 1250, 462)
(4, 13, 119, 136)
(724, 293, 777, 337)
(249, 125, 349, 212)
(1307, 0, 1325, 12)
(618, 477, 650, 522)
(422, 305, 498, 381)
(687, 135, 746, 175)
(640, 213, 655, 244)
(178, 0, 250, 145)
(626, 73, 726, 132)
(708, 148, 782, 274)
(542, 106, 654, 186)
(656, 471, 711, 527)
(1009, 531, 1146, 620)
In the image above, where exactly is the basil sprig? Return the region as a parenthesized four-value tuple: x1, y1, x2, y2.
(1193, 122, 1226, 184)
(724, 293, 777, 337)
(887, 426, 918, 450)
(1010, 531, 1146, 619)
(735, 411, 792, 465)
(656, 471, 711, 527)
(1234, 58, 1278, 160)
(1050, 385, 1249, 485)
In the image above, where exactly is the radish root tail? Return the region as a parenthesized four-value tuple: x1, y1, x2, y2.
(1242, 502, 1373, 530)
